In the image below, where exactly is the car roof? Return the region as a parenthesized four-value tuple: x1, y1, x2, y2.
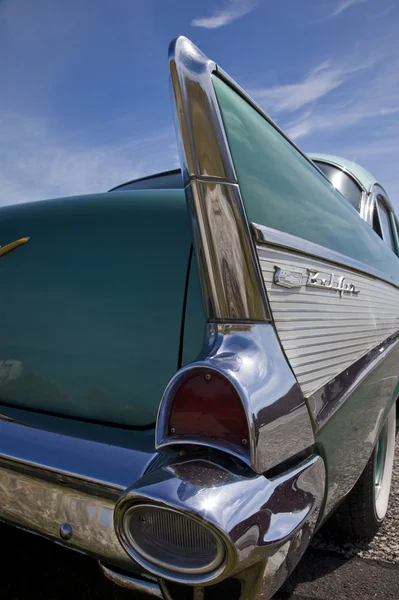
(308, 153, 379, 193)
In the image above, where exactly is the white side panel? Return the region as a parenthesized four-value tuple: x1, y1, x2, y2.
(257, 245, 399, 396)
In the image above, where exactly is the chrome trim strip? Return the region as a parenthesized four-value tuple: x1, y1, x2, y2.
(99, 564, 163, 598)
(115, 453, 326, 591)
(253, 222, 399, 288)
(311, 334, 399, 518)
(156, 322, 315, 474)
(309, 331, 399, 429)
(169, 36, 269, 322)
(360, 184, 395, 231)
(0, 415, 157, 573)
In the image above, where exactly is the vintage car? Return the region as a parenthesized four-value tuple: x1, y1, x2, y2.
(0, 37, 398, 600)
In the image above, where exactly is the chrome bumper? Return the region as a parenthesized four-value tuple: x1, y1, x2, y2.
(0, 415, 157, 574)
(0, 414, 325, 600)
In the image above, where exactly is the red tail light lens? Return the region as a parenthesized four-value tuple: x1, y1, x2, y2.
(168, 369, 249, 449)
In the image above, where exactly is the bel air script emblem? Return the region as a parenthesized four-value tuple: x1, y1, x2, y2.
(274, 266, 360, 297)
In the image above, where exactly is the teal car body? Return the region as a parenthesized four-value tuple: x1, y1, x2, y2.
(0, 37, 398, 600)
(0, 190, 201, 428)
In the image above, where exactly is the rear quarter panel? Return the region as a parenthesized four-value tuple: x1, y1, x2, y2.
(0, 190, 191, 427)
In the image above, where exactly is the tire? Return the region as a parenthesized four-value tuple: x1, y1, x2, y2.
(334, 402, 396, 537)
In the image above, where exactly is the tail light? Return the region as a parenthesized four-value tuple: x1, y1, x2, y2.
(166, 368, 250, 452)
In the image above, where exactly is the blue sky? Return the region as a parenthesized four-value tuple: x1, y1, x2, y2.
(1, 0, 398, 208)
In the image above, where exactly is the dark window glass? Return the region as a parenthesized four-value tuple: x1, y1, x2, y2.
(377, 197, 395, 251)
(313, 162, 362, 211)
(109, 170, 183, 192)
(373, 209, 383, 239)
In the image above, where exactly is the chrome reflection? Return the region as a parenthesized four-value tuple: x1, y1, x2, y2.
(0, 414, 157, 574)
(99, 563, 163, 598)
(157, 322, 315, 474)
(187, 180, 268, 322)
(114, 453, 326, 591)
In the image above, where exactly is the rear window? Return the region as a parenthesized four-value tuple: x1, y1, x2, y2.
(313, 161, 362, 211)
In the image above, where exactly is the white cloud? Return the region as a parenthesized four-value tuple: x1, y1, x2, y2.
(250, 53, 379, 114)
(191, 0, 260, 29)
(0, 111, 178, 206)
(281, 55, 399, 141)
(250, 61, 361, 113)
(329, 0, 368, 18)
(285, 104, 399, 141)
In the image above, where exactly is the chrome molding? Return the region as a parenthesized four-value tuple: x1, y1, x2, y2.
(156, 322, 315, 474)
(256, 241, 399, 398)
(253, 222, 399, 287)
(169, 36, 269, 322)
(314, 334, 399, 517)
(99, 563, 163, 598)
(0, 414, 158, 574)
(114, 453, 326, 593)
(360, 183, 395, 232)
(309, 331, 399, 428)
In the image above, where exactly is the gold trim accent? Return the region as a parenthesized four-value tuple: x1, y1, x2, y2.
(0, 237, 30, 257)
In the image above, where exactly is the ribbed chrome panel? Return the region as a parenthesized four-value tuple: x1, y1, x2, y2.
(257, 245, 399, 396)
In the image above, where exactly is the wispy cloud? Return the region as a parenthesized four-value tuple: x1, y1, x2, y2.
(250, 55, 377, 113)
(279, 53, 399, 141)
(250, 60, 373, 113)
(0, 112, 178, 206)
(191, 0, 260, 29)
(329, 0, 368, 18)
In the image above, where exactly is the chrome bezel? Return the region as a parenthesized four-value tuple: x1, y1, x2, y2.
(120, 503, 225, 576)
(116, 501, 228, 583)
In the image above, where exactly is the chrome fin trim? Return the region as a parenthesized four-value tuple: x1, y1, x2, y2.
(169, 36, 269, 322)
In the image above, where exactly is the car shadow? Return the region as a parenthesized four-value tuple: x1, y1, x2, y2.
(274, 523, 376, 598)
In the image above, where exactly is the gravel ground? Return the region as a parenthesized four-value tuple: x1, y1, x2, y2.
(311, 436, 399, 565)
